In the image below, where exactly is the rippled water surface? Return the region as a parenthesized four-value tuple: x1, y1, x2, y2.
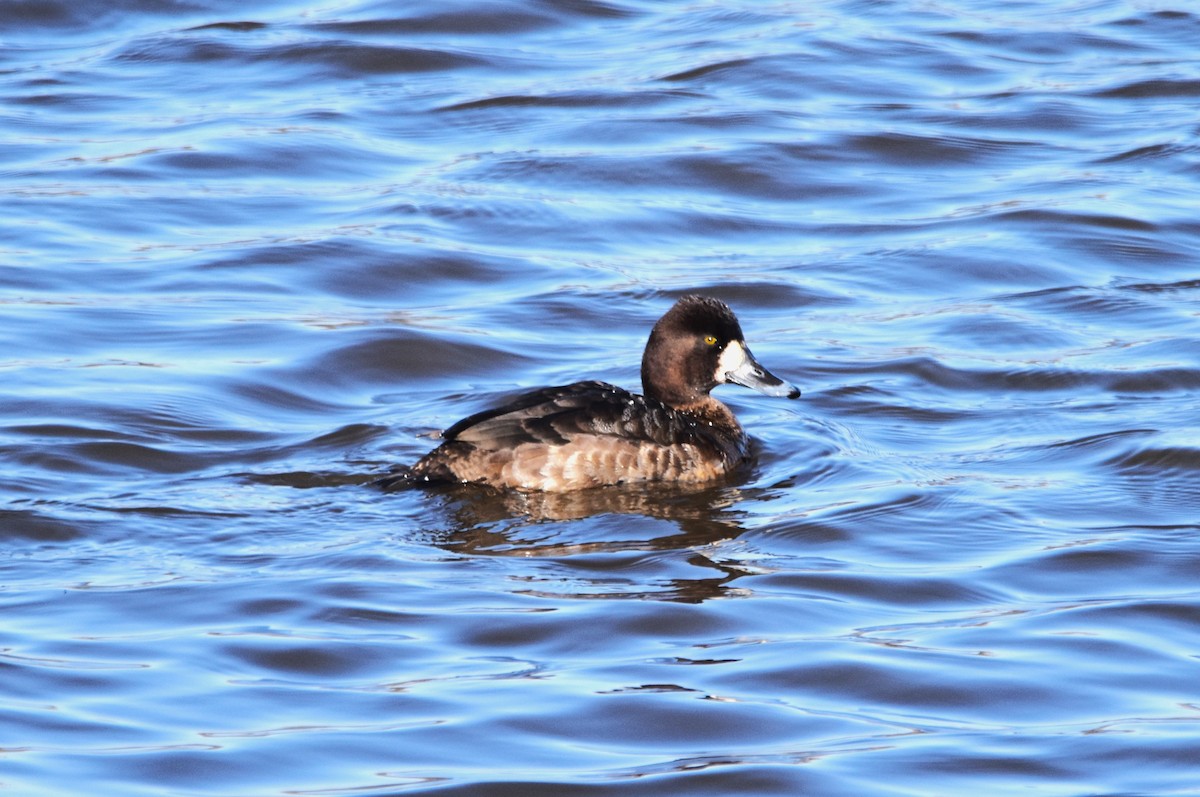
(4, 1, 1200, 794)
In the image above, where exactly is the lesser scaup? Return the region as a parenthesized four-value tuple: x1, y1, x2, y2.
(378, 295, 800, 492)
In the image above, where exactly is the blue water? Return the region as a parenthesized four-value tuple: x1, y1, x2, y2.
(3, 1, 1199, 794)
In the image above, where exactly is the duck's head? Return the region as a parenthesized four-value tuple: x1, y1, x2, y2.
(641, 295, 801, 407)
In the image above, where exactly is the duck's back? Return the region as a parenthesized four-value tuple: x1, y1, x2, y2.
(404, 380, 747, 491)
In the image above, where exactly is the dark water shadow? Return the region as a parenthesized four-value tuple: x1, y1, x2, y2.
(0, 509, 89, 542)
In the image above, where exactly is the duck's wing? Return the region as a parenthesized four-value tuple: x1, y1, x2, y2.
(443, 380, 698, 450)
(404, 381, 748, 490)
(442, 381, 609, 442)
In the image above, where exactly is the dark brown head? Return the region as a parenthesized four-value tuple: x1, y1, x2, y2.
(640, 295, 801, 407)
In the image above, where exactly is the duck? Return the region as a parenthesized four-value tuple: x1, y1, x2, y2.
(377, 295, 800, 492)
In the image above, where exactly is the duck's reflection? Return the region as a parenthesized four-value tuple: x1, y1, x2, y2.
(246, 465, 772, 603)
(417, 480, 764, 603)
(434, 480, 743, 527)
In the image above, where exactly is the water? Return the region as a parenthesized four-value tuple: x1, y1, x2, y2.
(3, 0, 1199, 794)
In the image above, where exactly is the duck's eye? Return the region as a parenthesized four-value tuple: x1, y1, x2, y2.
(703, 335, 718, 346)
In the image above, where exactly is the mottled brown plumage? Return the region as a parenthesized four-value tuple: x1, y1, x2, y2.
(378, 295, 799, 492)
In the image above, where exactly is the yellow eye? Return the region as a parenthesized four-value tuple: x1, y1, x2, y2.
(703, 335, 718, 346)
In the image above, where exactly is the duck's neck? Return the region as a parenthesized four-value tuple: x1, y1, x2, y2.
(676, 395, 747, 464)
(674, 395, 737, 429)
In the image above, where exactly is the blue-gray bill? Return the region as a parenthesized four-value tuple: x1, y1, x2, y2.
(724, 344, 801, 399)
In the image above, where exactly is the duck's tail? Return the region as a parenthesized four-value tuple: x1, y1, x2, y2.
(372, 465, 415, 491)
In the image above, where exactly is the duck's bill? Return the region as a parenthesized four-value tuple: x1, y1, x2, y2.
(720, 341, 801, 399)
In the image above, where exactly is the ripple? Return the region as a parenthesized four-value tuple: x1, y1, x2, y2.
(113, 35, 494, 77)
(1092, 78, 1200, 99)
(848, 132, 1039, 166)
(438, 88, 696, 113)
(1094, 142, 1200, 165)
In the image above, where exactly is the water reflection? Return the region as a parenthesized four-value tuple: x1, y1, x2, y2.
(246, 466, 765, 601)
(418, 481, 763, 603)
(424, 480, 745, 528)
